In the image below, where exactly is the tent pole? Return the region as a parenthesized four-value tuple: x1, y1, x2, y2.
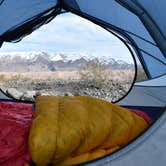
(0, 39, 3, 48)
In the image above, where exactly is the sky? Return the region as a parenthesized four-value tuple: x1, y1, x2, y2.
(0, 13, 134, 63)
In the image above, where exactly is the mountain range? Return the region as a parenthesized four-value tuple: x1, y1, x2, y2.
(0, 52, 134, 72)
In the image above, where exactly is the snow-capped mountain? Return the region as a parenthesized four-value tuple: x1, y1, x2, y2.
(0, 52, 134, 72)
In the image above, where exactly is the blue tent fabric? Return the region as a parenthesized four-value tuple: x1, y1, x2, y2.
(0, 0, 60, 42)
(0, 0, 4, 5)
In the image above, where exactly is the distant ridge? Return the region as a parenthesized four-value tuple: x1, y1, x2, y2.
(0, 52, 134, 72)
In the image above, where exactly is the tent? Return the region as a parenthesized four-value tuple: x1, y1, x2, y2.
(0, 0, 166, 165)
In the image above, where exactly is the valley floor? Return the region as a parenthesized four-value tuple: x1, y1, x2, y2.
(0, 78, 132, 102)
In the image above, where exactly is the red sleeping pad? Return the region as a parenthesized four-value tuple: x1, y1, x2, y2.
(0, 101, 33, 166)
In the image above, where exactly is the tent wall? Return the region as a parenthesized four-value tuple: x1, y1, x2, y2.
(118, 86, 166, 107)
(63, 0, 166, 78)
(119, 75, 166, 107)
(135, 75, 166, 87)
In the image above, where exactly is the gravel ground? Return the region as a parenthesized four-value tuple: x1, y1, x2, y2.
(0, 78, 132, 102)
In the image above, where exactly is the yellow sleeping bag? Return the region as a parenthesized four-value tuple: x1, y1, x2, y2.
(28, 96, 148, 166)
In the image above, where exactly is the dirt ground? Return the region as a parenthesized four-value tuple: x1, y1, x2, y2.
(0, 70, 135, 102)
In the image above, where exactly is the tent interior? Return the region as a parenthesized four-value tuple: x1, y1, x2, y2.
(0, 0, 166, 166)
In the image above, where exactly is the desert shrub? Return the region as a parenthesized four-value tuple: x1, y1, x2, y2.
(11, 74, 29, 81)
(8, 74, 21, 81)
(110, 70, 134, 84)
(79, 59, 109, 88)
(0, 74, 6, 82)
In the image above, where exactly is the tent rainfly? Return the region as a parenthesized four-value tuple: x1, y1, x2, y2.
(0, 0, 166, 166)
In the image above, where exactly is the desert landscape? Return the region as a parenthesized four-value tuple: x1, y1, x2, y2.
(0, 69, 135, 102)
(0, 52, 142, 102)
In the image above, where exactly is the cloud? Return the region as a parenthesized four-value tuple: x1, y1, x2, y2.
(0, 13, 134, 63)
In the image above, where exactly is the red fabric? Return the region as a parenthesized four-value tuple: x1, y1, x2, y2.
(0, 101, 33, 166)
(129, 109, 153, 125)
